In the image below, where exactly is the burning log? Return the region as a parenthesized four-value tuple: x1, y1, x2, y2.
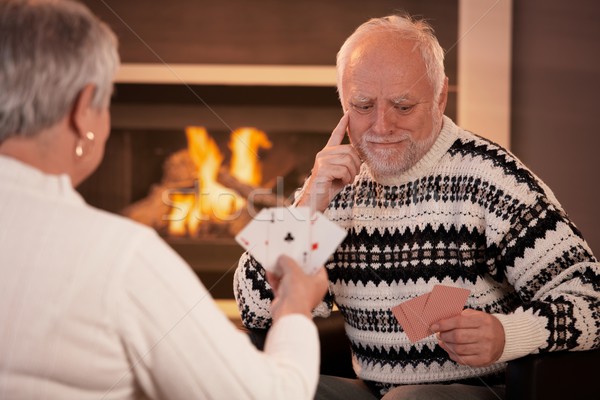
(217, 167, 288, 208)
(121, 149, 195, 233)
(122, 126, 294, 239)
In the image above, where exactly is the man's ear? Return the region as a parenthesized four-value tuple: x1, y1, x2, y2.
(69, 84, 97, 139)
(437, 77, 449, 114)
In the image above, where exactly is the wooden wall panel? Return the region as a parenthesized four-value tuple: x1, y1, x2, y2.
(512, 0, 600, 253)
(82, 0, 458, 83)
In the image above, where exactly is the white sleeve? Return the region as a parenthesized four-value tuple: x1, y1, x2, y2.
(111, 231, 320, 400)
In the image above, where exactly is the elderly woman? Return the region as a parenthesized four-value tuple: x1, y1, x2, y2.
(0, 1, 327, 399)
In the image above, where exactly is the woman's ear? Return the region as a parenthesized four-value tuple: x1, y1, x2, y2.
(69, 84, 97, 139)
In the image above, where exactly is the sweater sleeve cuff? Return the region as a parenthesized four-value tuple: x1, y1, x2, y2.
(265, 313, 320, 367)
(266, 314, 319, 346)
(493, 312, 548, 363)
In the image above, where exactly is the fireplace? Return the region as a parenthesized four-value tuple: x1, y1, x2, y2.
(77, 64, 458, 298)
(77, 81, 345, 297)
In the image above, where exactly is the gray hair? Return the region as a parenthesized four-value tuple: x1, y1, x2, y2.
(336, 14, 446, 102)
(0, 0, 120, 141)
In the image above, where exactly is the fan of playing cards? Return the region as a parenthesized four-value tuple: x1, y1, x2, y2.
(392, 285, 471, 343)
(235, 206, 347, 275)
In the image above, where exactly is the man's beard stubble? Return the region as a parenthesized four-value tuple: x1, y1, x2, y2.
(354, 111, 442, 179)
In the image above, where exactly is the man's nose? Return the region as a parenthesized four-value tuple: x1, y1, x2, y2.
(372, 105, 394, 134)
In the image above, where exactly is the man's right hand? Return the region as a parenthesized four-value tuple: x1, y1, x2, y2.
(266, 255, 329, 322)
(295, 113, 361, 213)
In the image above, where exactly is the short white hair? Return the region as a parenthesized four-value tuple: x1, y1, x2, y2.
(0, 0, 120, 141)
(336, 14, 446, 102)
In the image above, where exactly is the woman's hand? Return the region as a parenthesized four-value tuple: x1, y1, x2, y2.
(266, 255, 329, 321)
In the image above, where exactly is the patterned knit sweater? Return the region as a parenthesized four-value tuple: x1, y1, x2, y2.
(234, 116, 600, 394)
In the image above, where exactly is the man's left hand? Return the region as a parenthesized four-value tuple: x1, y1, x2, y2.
(430, 309, 505, 367)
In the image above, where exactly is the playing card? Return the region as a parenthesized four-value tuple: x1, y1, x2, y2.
(264, 206, 311, 272)
(305, 212, 347, 274)
(392, 285, 471, 343)
(422, 285, 471, 326)
(235, 206, 346, 275)
(392, 293, 431, 343)
(234, 208, 271, 267)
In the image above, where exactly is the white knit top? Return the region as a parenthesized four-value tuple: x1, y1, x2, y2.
(0, 155, 320, 400)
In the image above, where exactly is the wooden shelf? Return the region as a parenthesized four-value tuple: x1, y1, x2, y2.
(116, 63, 338, 87)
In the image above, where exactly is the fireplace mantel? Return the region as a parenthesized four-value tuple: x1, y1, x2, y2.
(116, 63, 338, 87)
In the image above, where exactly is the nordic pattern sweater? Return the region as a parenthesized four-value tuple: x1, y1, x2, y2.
(234, 116, 600, 394)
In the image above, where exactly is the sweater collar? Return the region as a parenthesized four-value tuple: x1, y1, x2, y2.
(0, 155, 84, 205)
(361, 115, 459, 186)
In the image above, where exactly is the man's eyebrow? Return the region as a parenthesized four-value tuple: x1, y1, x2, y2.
(391, 95, 412, 104)
(350, 95, 371, 102)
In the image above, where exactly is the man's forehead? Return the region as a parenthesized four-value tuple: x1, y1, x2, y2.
(343, 68, 434, 101)
(342, 36, 432, 97)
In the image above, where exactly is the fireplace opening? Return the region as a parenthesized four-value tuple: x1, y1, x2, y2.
(76, 83, 344, 297)
(120, 124, 321, 239)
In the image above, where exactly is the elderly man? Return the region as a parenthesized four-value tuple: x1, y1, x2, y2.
(234, 14, 600, 400)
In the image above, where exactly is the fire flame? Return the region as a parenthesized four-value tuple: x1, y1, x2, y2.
(167, 192, 197, 237)
(168, 126, 271, 237)
(230, 127, 272, 186)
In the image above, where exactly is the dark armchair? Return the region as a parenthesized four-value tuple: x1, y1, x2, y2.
(247, 311, 600, 399)
(505, 346, 599, 399)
